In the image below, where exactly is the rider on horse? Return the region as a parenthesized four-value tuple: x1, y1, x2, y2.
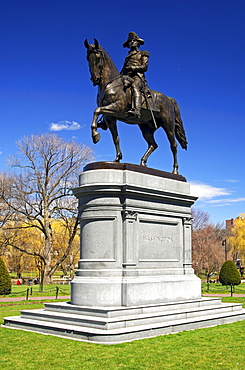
(121, 32, 150, 119)
(85, 36, 187, 173)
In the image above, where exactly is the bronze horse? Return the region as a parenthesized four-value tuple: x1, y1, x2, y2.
(84, 39, 187, 174)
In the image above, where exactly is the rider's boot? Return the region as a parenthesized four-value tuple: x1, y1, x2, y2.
(128, 95, 141, 118)
(134, 95, 141, 118)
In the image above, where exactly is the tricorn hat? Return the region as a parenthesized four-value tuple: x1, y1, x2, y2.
(123, 32, 144, 48)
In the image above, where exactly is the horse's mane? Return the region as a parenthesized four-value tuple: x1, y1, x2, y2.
(99, 46, 120, 80)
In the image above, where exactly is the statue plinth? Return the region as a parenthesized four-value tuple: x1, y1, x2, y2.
(71, 162, 201, 306)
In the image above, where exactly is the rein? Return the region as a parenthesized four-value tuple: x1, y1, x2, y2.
(98, 76, 123, 105)
(103, 75, 122, 90)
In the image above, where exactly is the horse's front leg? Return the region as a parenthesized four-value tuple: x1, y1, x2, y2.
(105, 117, 122, 162)
(91, 103, 121, 144)
(91, 107, 102, 144)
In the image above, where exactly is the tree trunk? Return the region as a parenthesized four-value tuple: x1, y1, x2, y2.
(206, 273, 210, 292)
(42, 233, 53, 284)
(230, 284, 233, 297)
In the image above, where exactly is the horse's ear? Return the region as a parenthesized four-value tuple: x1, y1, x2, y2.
(84, 39, 90, 49)
(94, 38, 99, 49)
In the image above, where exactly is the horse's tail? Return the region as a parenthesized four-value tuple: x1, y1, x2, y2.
(168, 97, 188, 150)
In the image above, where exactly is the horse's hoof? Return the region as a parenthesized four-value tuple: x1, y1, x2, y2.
(140, 161, 147, 167)
(172, 169, 179, 175)
(92, 132, 100, 144)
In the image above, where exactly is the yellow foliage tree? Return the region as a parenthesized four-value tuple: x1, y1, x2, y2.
(228, 214, 245, 262)
(0, 220, 43, 278)
(51, 219, 80, 279)
(1, 218, 80, 282)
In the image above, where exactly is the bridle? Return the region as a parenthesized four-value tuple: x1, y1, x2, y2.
(84, 38, 123, 104)
(84, 39, 105, 86)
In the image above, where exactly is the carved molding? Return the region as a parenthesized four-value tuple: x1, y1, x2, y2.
(183, 217, 193, 225)
(122, 210, 138, 221)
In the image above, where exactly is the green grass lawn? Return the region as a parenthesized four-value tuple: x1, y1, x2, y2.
(1, 297, 245, 369)
(5, 284, 70, 298)
(202, 282, 245, 295)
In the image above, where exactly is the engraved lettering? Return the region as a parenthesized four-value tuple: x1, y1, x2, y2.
(143, 235, 173, 243)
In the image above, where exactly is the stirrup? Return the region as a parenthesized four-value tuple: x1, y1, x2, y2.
(128, 109, 140, 118)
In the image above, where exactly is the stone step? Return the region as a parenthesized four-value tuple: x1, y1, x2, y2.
(4, 307, 245, 344)
(44, 297, 224, 318)
(19, 301, 242, 330)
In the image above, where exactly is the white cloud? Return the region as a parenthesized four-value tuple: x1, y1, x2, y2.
(189, 181, 245, 208)
(226, 179, 239, 183)
(189, 181, 230, 199)
(49, 121, 81, 131)
(207, 197, 245, 204)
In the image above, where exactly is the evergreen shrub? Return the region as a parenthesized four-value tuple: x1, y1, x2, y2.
(219, 260, 241, 286)
(0, 257, 11, 295)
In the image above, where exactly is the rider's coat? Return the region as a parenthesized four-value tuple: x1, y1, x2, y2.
(121, 50, 150, 81)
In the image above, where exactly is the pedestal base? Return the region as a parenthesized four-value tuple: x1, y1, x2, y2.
(71, 274, 201, 307)
(4, 298, 245, 344)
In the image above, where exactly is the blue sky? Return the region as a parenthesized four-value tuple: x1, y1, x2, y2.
(1, 0, 245, 224)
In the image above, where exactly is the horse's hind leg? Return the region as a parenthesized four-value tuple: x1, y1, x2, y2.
(139, 124, 158, 166)
(169, 134, 178, 174)
(162, 121, 178, 174)
(105, 117, 122, 162)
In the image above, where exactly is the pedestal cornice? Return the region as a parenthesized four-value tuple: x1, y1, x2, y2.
(84, 162, 187, 182)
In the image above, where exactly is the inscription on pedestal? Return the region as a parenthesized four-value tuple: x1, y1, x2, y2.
(143, 235, 173, 243)
(138, 219, 181, 261)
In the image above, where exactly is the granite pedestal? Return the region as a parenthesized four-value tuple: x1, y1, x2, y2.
(71, 162, 200, 306)
(3, 163, 245, 343)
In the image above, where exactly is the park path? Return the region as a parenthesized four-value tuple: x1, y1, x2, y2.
(1, 293, 245, 303)
(0, 293, 245, 303)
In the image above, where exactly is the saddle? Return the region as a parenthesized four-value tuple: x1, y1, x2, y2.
(121, 75, 152, 110)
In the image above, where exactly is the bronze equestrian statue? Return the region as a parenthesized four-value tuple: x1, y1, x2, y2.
(84, 33, 187, 174)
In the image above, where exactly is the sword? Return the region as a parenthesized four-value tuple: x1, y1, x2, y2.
(138, 73, 157, 130)
(142, 89, 157, 129)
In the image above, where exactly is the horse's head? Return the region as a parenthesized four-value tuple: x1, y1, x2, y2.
(84, 39, 119, 87)
(84, 39, 104, 86)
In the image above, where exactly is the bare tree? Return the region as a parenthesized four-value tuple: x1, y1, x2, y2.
(192, 209, 226, 282)
(0, 133, 93, 283)
(192, 208, 210, 232)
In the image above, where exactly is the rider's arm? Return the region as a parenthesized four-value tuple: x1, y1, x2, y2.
(129, 51, 150, 73)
